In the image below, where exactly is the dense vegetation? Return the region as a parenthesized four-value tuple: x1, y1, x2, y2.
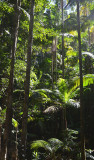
(0, 0, 94, 160)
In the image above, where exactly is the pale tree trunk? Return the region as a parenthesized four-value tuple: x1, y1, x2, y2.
(77, 0, 86, 160)
(52, 37, 57, 87)
(88, 27, 91, 46)
(21, 0, 34, 159)
(1, 1, 21, 160)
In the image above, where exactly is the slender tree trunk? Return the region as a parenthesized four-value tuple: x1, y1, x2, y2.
(11, 128, 18, 160)
(88, 27, 91, 46)
(21, 0, 34, 159)
(62, 106, 67, 130)
(52, 37, 57, 87)
(77, 1, 86, 160)
(15, 128, 18, 160)
(61, 0, 64, 78)
(0, 77, 2, 160)
(61, 0, 67, 132)
(0, 124, 1, 160)
(60, 106, 67, 136)
(1, 1, 21, 160)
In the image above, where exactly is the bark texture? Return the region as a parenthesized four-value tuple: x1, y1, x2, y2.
(77, 0, 86, 160)
(0, 124, 1, 160)
(1, 1, 21, 160)
(21, 0, 34, 159)
(61, 0, 64, 78)
(61, 0, 67, 132)
(0, 77, 2, 160)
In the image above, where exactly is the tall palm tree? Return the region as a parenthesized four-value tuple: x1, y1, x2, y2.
(1, 1, 21, 160)
(77, 0, 86, 159)
(21, 0, 35, 159)
(61, 0, 65, 79)
(0, 108, 1, 160)
(64, 0, 91, 159)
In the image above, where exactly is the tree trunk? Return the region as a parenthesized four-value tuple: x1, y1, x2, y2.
(61, 0, 67, 132)
(21, 0, 34, 159)
(52, 37, 57, 86)
(0, 76, 2, 160)
(62, 107, 67, 130)
(59, 107, 67, 136)
(11, 128, 18, 160)
(88, 27, 91, 46)
(61, 0, 64, 78)
(15, 128, 18, 160)
(1, 1, 21, 160)
(77, 1, 86, 160)
(0, 124, 1, 160)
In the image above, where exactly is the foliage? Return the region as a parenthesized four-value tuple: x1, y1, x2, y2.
(12, 118, 18, 128)
(0, 108, 6, 124)
(31, 129, 80, 160)
(31, 138, 64, 160)
(0, 0, 94, 159)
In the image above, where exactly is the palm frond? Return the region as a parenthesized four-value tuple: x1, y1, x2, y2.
(19, 6, 30, 20)
(57, 78, 67, 94)
(74, 74, 94, 88)
(66, 74, 94, 102)
(31, 138, 63, 154)
(82, 52, 94, 59)
(48, 138, 63, 146)
(29, 89, 52, 104)
(64, 0, 75, 9)
(68, 99, 80, 108)
(48, 138, 63, 152)
(32, 89, 52, 94)
(0, 1, 30, 20)
(31, 140, 51, 152)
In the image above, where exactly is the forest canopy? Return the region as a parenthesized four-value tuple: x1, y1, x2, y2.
(0, 0, 94, 160)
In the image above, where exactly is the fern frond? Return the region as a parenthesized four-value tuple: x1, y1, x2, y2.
(31, 140, 51, 152)
(65, 74, 94, 102)
(31, 138, 63, 153)
(31, 89, 52, 95)
(74, 74, 94, 88)
(48, 138, 63, 152)
(48, 138, 63, 146)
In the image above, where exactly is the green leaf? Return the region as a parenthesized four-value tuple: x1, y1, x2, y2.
(12, 118, 18, 128)
(31, 140, 50, 150)
(66, 74, 94, 102)
(82, 52, 94, 59)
